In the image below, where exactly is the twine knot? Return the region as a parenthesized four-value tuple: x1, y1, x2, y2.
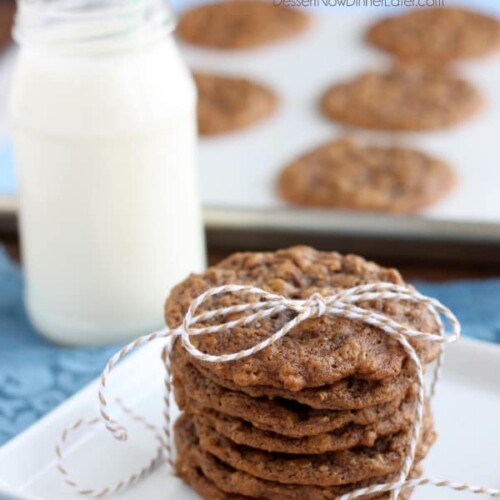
(308, 292, 328, 317)
(177, 283, 460, 367)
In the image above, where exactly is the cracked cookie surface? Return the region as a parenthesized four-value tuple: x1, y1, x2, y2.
(278, 139, 455, 213)
(367, 8, 500, 63)
(178, 0, 309, 50)
(195, 72, 277, 136)
(166, 246, 440, 392)
(320, 68, 481, 131)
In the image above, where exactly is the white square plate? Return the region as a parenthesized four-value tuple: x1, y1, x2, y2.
(0, 337, 499, 499)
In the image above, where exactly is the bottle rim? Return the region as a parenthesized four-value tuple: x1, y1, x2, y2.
(13, 0, 176, 51)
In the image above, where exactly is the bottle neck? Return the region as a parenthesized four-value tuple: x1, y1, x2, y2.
(14, 0, 175, 54)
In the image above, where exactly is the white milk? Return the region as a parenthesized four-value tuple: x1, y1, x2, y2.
(10, 1, 206, 345)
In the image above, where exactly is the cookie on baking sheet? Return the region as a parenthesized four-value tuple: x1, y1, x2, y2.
(367, 8, 500, 64)
(194, 72, 277, 136)
(173, 359, 409, 437)
(278, 139, 455, 213)
(189, 396, 417, 454)
(175, 414, 420, 500)
(0, 1, 15, 52)
(320, 67, 482, 131)
(178, 0, 309, 50)
(166, 246, 440, 392)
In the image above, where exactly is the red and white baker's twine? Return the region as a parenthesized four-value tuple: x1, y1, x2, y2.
(55, 283, 500, 499)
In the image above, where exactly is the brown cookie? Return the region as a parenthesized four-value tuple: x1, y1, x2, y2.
(320, 67, 481, 131)
(367, 8, 500, 63)
(182, 452, 416, 500)
(175, 414, 419, 500)
(190, 396, 418, 455)
(194, 72, 277, 136)
(174, 347, 417, 411)
(0, 1, 15, 52)
(176, 453, 251, 500)
(191, 413, 435, 487)
(178, 1, 309, 50)
(166, 246, 441, 392)
(278, 139, 455, 213)
(173, 359, 408, 437)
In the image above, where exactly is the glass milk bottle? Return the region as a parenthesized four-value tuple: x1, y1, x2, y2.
(10, 0, 206, 345)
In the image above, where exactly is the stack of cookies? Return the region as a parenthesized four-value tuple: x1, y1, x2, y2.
(168, 247, 439, 499)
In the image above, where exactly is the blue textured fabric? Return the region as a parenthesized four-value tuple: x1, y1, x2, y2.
(0, 248, 500, 446)
(416, 280, 500, 344)
(0, 248, 120, 446)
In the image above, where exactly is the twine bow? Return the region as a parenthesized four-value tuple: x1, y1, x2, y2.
(55, 283, 500, 499)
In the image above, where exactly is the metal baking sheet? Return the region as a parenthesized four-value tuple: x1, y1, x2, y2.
(188, 5, 500, 220)
(1, 1, 500, 258)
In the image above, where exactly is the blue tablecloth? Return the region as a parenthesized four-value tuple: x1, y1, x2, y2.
(0, 247, 499, 446)
(0, 248, 119, 445)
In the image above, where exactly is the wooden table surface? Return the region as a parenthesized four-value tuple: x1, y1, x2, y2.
(2, 230, 500, 282)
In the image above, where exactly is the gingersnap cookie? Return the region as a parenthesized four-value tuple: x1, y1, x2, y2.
(193, 414, 435, 487)
(173, 360, 408, 437)
(181, 448, 417, 500)
(0, 1, 15, 52)
(176, 452, 251, 500)
(194, 72, 277, 136)
(278, 139, 455, 213)
(174, 348, 416, 411)
(320, 67, 481, 131)
(166, 246, 441, 392)
(175, 413, 419, 500)
(367, 8, 500, 63)
(178, 1, 309, 50)
(180, 452, 418, 500)
(190, 396, 418, 455)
